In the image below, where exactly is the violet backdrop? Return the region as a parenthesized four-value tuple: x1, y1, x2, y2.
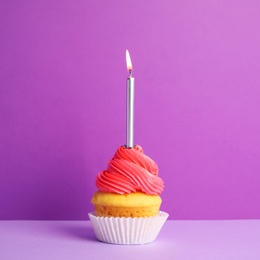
(1, 0, 260, 220)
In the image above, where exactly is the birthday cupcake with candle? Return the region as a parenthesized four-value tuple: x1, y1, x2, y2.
(88, 50, 169, 245)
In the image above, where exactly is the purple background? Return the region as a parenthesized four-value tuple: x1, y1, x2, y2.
(1, 0, 260, 220)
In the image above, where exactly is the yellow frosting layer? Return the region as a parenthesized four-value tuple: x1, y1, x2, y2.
(91, 191, 162, 207)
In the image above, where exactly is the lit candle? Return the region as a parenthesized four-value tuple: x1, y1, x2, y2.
(126, 50, 135, 148)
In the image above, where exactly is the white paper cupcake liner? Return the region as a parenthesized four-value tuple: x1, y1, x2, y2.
(88, 211, 169, 245)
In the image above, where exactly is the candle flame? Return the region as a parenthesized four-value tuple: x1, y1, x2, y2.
(126, 50, 133, 71)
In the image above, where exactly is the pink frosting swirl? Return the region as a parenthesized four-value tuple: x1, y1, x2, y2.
(96, 145, 164, 195)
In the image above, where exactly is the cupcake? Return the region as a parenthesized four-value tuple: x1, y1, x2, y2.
(89, 145, 169, 244)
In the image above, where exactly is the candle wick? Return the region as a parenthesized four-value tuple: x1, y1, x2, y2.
(129, 70, 133, 77)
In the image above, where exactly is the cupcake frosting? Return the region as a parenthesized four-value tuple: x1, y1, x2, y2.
(96, 145, 164, 195)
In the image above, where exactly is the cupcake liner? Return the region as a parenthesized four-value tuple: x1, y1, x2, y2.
(88, 211, 169, 245)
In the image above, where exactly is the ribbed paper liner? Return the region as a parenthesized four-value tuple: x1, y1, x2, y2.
(88, 211, 169, 245)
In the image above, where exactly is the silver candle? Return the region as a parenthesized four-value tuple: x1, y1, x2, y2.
(126, 50, 135, 148)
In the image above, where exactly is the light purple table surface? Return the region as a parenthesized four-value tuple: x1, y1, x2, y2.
(0, 220, 259, 260)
